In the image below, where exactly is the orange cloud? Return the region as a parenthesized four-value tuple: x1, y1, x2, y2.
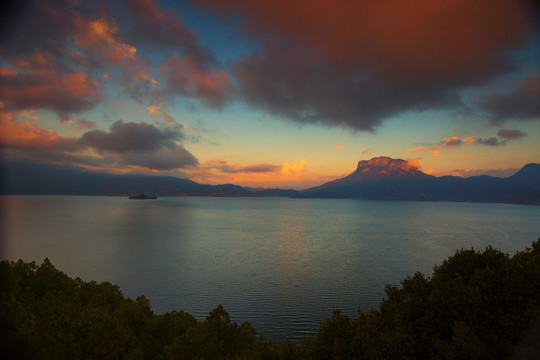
(73, 17, 136, 64)
(334, 145, 344, 150)
(17, 110, 40, 121)
(146, 105, 160, 116)
(0, 67, 15, 76)
(63, 72, 98, 97)
(462, 136, 477, 144)
(406, 146, 424, 153)
(0, 0, 226, 119)
(145, 105, 176, 123)
(431, 150, 441, 157)
(361, 148, 371, 154)
(405, 158, 422, 170)
(0, 109, 78, 152)
(70, 15, 157, 99)
(186, 159, 311, 187)
(0, 69, 100, 115)
(281, 160, 308, 178)
(133, 70, 157, 86)
(202, 1, 533, 69)
(440, 136, 462, 147)
(13, 52, 52, 69)
(458, 154, 474, 159)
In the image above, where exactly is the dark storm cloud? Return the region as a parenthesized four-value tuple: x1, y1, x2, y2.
(475, 136, 507, 147)
(78, 121, 198, 170)
(79, 121, 179, 154)
(195, 0, 537, 130)
(120, 145, 198, 170)
(433, 129, 527, 149)
(480, 75, 540, 123)
(0, 0, 79, 59)
(233, 45, 467, 130)
(497, 129, 527, 140)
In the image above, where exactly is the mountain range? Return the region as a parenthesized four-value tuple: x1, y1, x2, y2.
(297, 157, 540, 205)
(2, 157, 539, 205)
(0, 161, 297, 198)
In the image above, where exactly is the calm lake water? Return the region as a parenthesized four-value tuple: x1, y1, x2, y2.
(1, 196, 539, 341)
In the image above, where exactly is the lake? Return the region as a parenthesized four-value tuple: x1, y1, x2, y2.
(1, 196, 539, 342)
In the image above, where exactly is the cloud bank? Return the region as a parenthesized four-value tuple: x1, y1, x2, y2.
(1, 104, 198, 171)
(480, 75, 540, 123)
(196, 0, 537, 129)
(79, 121, 198, 170)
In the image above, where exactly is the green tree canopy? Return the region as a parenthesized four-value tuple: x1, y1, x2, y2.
(1, 239, 538, 359)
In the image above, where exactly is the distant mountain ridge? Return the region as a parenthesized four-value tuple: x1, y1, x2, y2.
(297, 157, 540, 204)
(0, 161, 295, 197)
(1, 158, 539, 204)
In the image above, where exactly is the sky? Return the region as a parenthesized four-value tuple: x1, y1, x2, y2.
(0, 0, 539, 189)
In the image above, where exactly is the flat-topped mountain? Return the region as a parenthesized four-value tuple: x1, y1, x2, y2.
(297, 157, 540, 204)
(322, 157, 428, 187)
(356, 156, 421, 173)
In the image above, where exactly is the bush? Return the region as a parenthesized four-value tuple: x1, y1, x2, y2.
(1, 239, 538, 359)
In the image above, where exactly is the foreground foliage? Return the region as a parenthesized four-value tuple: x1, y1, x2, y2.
(1, 239, 539, 359)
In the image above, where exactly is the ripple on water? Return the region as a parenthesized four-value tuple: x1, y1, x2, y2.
(2, 196, 539, 342)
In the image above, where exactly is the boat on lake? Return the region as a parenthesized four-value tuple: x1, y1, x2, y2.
(128, 194, 157, 200)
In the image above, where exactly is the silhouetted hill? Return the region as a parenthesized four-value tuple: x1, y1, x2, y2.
(0, 161, 266, 197)
(297, 157, 540, 205)
(507, 163, 540, 186)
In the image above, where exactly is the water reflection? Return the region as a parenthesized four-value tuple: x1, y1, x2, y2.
(2, 196, 539, 341)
